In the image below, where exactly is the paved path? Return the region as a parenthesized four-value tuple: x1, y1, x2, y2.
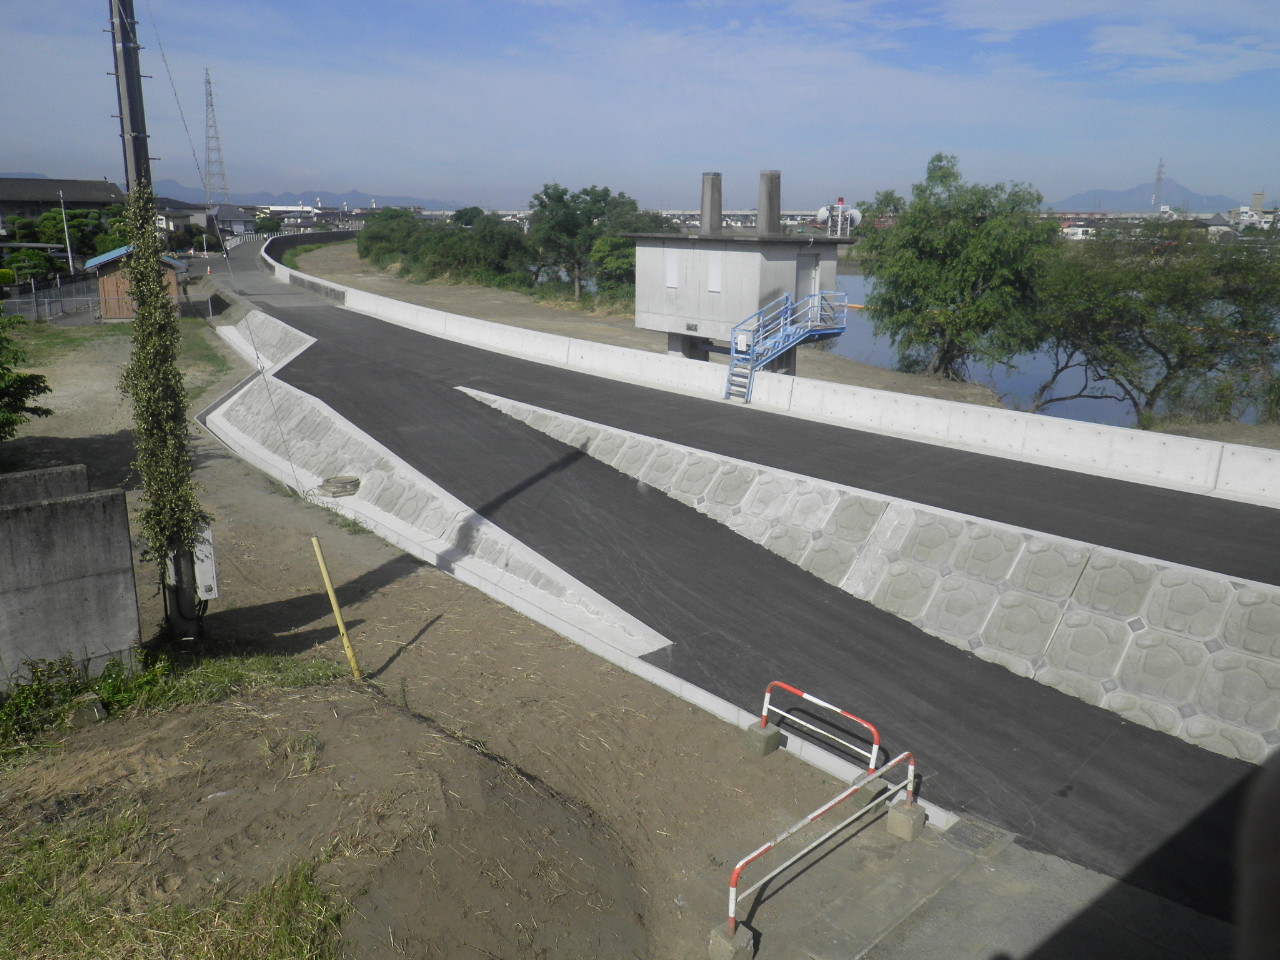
(210, 243, 1271, 934)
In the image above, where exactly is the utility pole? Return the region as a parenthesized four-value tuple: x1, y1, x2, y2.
(109, 0, 151, 191)
(57, 190, 76, 275)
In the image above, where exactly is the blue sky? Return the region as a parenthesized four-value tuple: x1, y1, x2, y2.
(5, 1, 1277, 209)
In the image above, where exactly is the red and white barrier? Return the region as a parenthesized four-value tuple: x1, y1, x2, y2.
(727, 751, 917, 935)
(761, 679, 881, 773)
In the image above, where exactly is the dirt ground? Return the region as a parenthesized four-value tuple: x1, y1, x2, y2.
(0, 312, 864, 959)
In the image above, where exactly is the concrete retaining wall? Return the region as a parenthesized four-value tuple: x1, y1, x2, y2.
(203, 359, 672, 667)
(466, 388, 1280, 764)
(0, 464, 88, 506)
(0, 473, 140, 688)
(259, 246, 1280, 509)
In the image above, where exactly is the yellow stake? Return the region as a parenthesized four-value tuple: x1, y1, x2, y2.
(311, 536, 362, 680)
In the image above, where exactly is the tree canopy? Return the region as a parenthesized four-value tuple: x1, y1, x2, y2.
(1034, 221, 1280, 424)
(0, 305, 52, 442)
(858, 154, 1059, 380)
(528, 184, 674, 299)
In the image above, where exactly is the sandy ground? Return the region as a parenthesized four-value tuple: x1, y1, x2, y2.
(0, 313, 882, 959)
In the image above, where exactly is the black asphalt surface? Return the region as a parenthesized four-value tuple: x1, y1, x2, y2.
(212, 244, 1276, 928)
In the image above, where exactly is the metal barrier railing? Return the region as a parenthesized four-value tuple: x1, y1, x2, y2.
(761, 679, 881, 774)
(727, 751, 916, 935)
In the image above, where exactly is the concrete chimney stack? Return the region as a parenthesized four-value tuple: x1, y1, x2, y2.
(756, 170, 781, 237)
(700, 172, 723, 236)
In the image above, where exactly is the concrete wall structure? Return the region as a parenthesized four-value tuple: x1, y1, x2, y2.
(465, 389, 1280, 764)
(257, 241, 1280, 511)
(207, 314, 671, 668)
(0, 468, 140, 688)
(0, 464, 87, 506)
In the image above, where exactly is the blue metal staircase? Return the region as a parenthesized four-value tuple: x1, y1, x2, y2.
(724, 291, 848, 402)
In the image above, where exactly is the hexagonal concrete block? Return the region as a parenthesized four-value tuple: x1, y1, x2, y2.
(785, 482, 840, 534)
(1043, 609, 1131, 680)
(842, 550, 888, 601)
(1075, 553, 1157, 619)
(974, 645, 1037, 678)
(1222, 588, 1280, 660)
(1181, 715, 1268, 763)
(1034, 664, 1109, 706)
(1010, 538, 1089, 601)
(705, 463, 759, 510)
(740, 472, 798, 521)
(800, 538, 859, 586)
(823, 493, 888, 547)
(761, 523, 812, 563)
(923, 576, 999, 644)
(639, 448, 688, 490)
(587, 432, 626, 464)
(1117, 629, 1208, 704)
(953, 526, 1023, 582)
(563, 422, 602, 452)
(612, 436, 656, 477)
(871, 562, 940, 620)
(1145, 569, 1232, 640)
(527, 410, 556, 434)
(672, 454, 722, 501)
(1103, 691, 1181, 735)
(727, 513, 773, 544)
(983, 590, 1062, 659)
(1196, 650, 1280, 734)
(900, 512, 964, 569)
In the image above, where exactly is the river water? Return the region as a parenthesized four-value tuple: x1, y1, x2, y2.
(831, 274, 1135, 427)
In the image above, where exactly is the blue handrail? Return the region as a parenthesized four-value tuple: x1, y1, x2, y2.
(726, 291, 848, 401)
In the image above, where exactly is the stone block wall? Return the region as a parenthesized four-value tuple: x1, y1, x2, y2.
(466, 388, 1280, 763)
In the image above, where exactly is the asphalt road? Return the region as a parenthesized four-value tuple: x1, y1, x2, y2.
(211, 242, 1273, 927)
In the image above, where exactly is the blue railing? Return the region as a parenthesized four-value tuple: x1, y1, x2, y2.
(725, 291, 848, 401)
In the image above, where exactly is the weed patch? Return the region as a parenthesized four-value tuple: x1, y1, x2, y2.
(0, 804, 342, 960)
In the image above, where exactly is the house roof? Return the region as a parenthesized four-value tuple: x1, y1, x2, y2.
(85, 244, 184, 271)
(210, 204, 257, 221)
(0, 177, 125, 206)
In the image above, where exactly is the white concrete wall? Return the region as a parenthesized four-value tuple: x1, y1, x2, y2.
(261, 246, 1280, 510)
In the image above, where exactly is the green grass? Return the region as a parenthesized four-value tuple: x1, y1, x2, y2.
(13, 320, 132, 366)
(0, 652, 346, 755)
(0, 804, 342, 960)
(282, 244, 325, 271)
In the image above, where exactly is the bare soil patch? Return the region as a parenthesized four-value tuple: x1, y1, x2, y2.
(1, 320, 852, 959)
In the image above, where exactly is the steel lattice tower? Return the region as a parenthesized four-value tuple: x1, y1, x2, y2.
(203, 69, 232, 207)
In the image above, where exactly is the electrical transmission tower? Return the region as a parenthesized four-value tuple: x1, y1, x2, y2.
(203, 69, 232, 208)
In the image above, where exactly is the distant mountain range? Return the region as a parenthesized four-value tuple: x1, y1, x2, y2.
(1047, 180, 1244, 214)
(0, 173, 457, 210)
(152, 179, 459, 210)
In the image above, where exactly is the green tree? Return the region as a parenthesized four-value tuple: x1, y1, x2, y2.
(0, 305, 52, 442)
(858, 154, 1059, 380)
(528, 184, 670, 299)
(255, 216, 283, 233)
(1035, 221, 1280, 425)
(3, 249, 60, 282)
(452, 206, 485, 226)
(118, 182, 209, 638)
